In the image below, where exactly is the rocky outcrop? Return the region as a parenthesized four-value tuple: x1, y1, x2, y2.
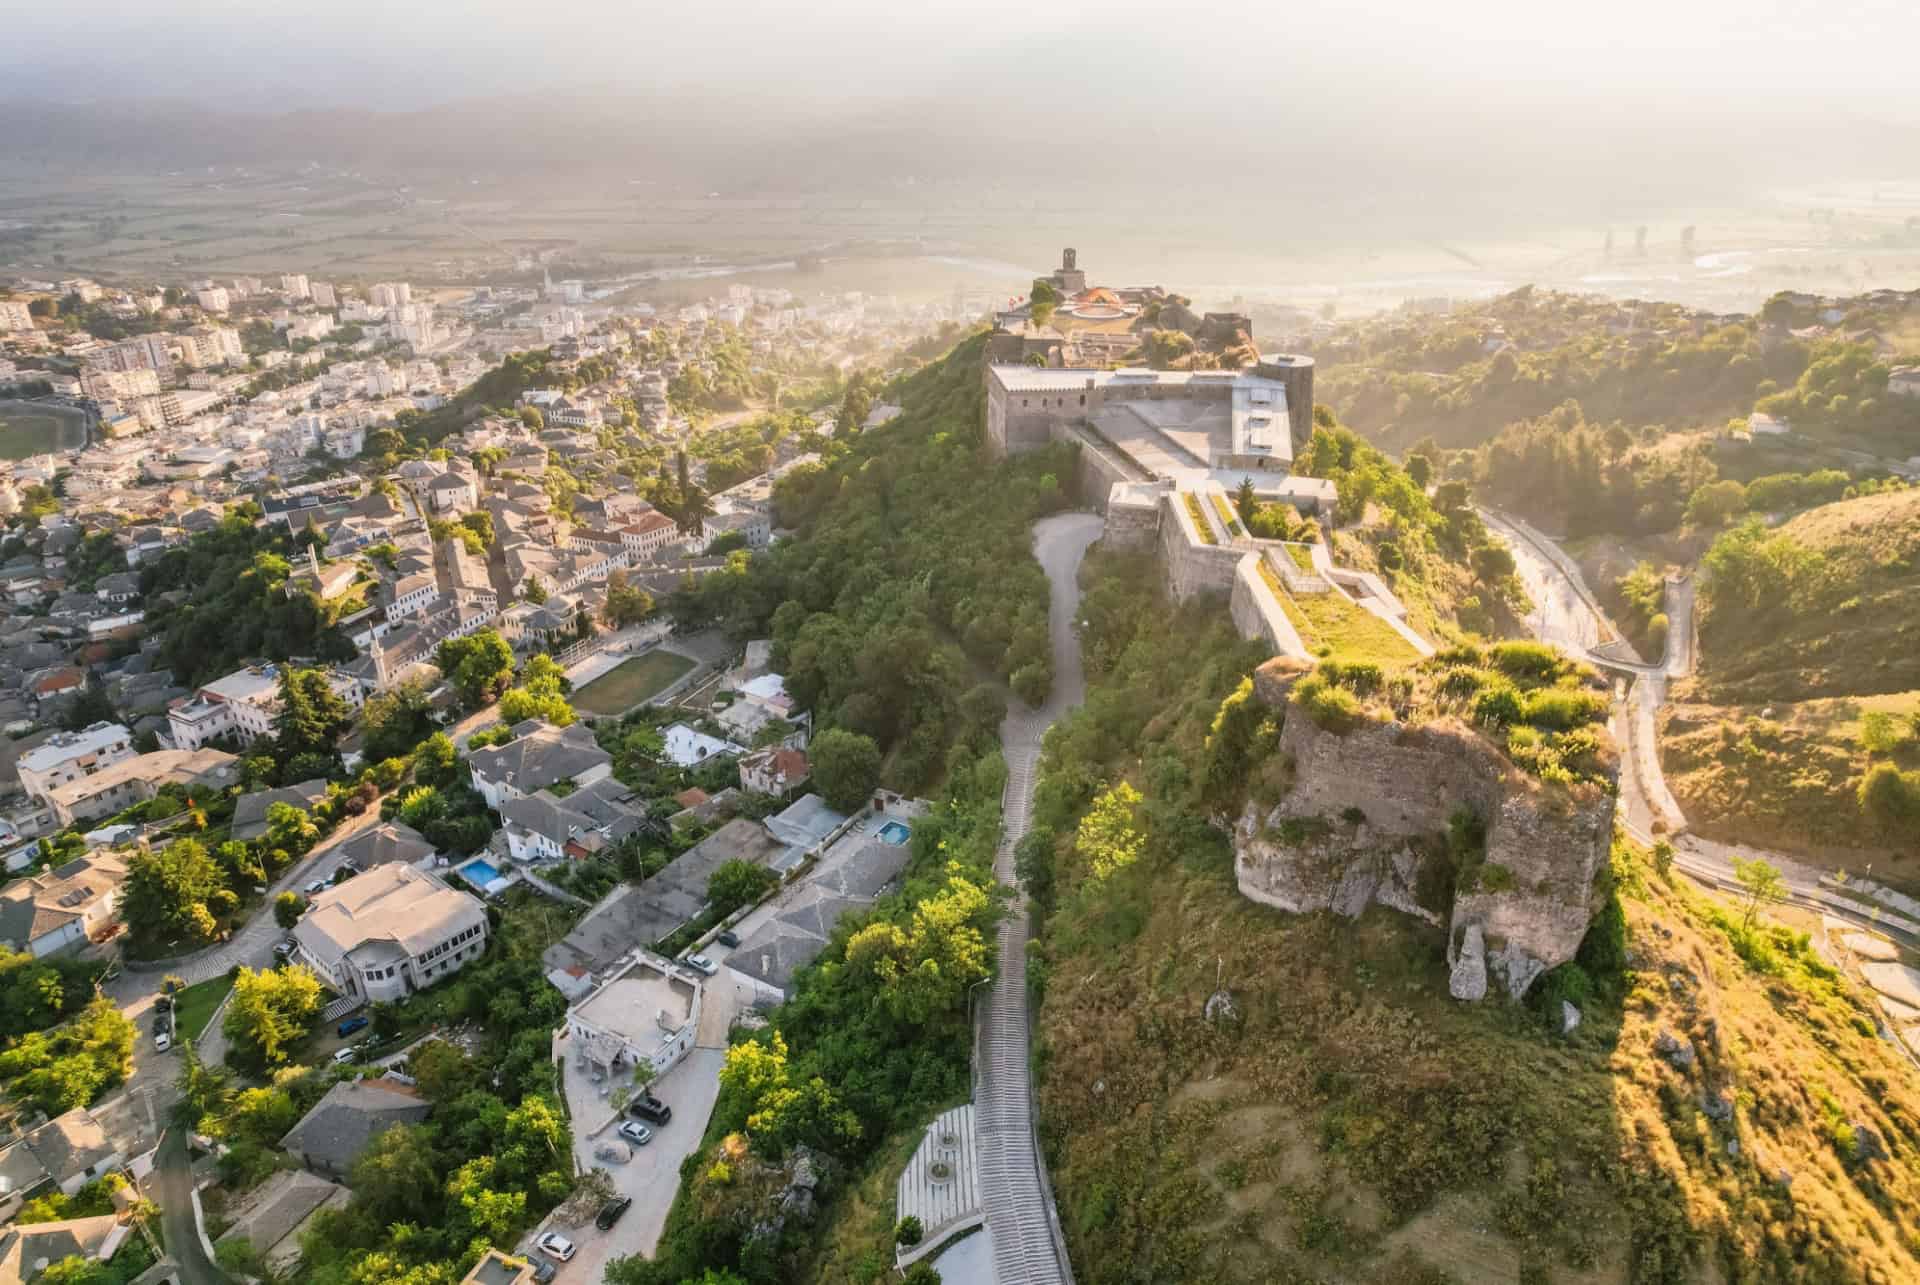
(1232, 660, 1615, 1000)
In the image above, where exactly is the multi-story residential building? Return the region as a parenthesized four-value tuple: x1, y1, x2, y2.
(44, 748, 239, 827)
(292, 864, 488, 1003)
(166, 664, 365, 750)
(620, 511, 681, 561)
(280, 274, 311, 300)
(310, 281, 337, 309)
(427, 470, 477, 513)
(195, 286, 230, 314)
(17, 723, 135, 805)
(467, 720, 613, 810)
(0, 300, 33, 333)
(387, 573, 441, 621)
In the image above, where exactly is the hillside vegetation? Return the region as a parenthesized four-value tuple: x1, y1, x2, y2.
(1673, 485, 1920, 864)
(1028, 555, 1920, 1284)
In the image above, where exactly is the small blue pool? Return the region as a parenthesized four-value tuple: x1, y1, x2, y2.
(458, 858, 504, 890)
(877, 820, 911, 846)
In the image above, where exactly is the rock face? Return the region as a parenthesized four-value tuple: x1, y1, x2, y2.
(1232, 660, 1615, 1000)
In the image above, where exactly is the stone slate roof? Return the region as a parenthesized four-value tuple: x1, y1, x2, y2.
(326, 820, 436, 869)
(230, 778, 329, 843)
(0, 1213, 124, 1283)
(279, 1080, 431, 1175)
(468, 721, 610, 795)
(23, 1108, 116, 1187)
(216, 1168, 344, 1257)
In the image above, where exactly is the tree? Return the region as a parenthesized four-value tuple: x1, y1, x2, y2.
(838, 382, 873, 436)
(844, 867, 994, 1026)
(263, 802, 319, 856)
(1471, 543, 1517, 586)
(119, 838, 227, 948)
(274, 667, 353, 763)
(1650, 840, 1675, 882)
(500, 652, 576, 727)
(436, 629, 515, 706)
(1234, 476, 1257, 527)
(707, 860, 778, 916)
(1684, 479, 1747, 528)
(1405, 453, 1433, 489)
(669, 450, 715, 540)
(350, 1122, 443, 1226)
(603, 571, 654, 628)
(1733, 857, 1786, 930)
(519, 405, 544, 430)
(1077, 783, 1144, 880)
(222, 964, 324, 1071)
(459, 509, 494, 546)
(273, 892, 305, 930)
(360, 681, 436, 761)
(811, 728, 880, 812)
(412, 731, 459, 788)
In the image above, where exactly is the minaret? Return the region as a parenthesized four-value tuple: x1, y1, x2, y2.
(307, 542, 322, 578)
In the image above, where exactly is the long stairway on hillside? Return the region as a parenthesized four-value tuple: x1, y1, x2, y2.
(973, 513, 1102, 1285)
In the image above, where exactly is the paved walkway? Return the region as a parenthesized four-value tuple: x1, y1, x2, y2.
(975, 512, 1100, 1285)
(151, 1129, 230, 1285)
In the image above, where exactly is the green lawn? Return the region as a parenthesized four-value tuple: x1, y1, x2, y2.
(572, 650, 697, 715)
(174, 976, 234, 1042)
(0, 403, 89, 459)
(1261, 562, 1419, 667)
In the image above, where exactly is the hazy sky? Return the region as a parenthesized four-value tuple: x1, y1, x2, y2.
(5, 0, 1919, 117)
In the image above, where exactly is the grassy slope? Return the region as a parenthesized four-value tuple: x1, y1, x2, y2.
(1036, 839, 1920, 1285)
(1679, 487, 1920, 864)
(1661, 692, 1920, 872)
(1031, 560, 1920, 1284)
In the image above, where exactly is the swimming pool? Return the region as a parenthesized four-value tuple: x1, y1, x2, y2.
(458, 858, 505, 891)
(877, 820, 912, 845)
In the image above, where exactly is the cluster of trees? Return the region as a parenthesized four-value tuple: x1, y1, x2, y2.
(667, 334, 1070, 790)
(222, 963, 325, 1073)
(0, 948, 102, 1041)
(1755, 339, 1920, 445)
(1317, 291, 1806, 451)
(141, 516, 358, 684)
(0, 996, 134, 1114)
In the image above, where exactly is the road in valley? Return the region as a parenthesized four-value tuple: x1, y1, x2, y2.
(975, 511, 1102, 1285)
(1483, 511, 1917, 943)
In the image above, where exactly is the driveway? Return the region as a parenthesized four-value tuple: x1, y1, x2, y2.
(548, 1046, 725, 1281)
(150, 1128, 231, 1285)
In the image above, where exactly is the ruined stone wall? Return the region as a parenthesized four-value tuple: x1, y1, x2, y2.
(1159, 494, 1246, 601)
(1058, 424, 1136, 512)
(1231, 661, 1614, 999)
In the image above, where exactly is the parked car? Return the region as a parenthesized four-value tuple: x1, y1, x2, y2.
(274, 938, 297, 960)
(153, 993, 173, 1012)
(628, 1094, 672, 1125)
(595, 1196, 633, 1230)
(716, 930, 740, 948)
(617, 1121, 653, 1147)
(535, 1232, 575, 1262)
(332, 1047, 357, 1065)
(153, 1029, 171, 1053)
(529, 1261, 556, 1284)
(336, 1015, 369, 1038)
(304, 879, 328, 896)
(684, 953, 718, 976)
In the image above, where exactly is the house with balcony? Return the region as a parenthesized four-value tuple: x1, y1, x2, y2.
(467, 720, 612, 810)
(291, 864, 488, 1004)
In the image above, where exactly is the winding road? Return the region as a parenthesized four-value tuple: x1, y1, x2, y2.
(975, 512, 1101, 1285)
(1484, 512, 1920, 948)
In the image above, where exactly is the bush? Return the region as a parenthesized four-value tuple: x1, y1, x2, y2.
(1473, 682, 1524, 728)
(1519, 687, 1607, 730)
(1487, 641, 1562, 679)
(1859, 762, 1920, 828)
(1010, 662, 1052, 707)
(895, 1214, 924, 1247)
(1294, 675, 1361, 731)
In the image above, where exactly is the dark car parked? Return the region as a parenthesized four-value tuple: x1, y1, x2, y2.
(716, 929, 740, 948)
(595, 1196, 633, 1230)
(337, 1015, 370, 1038)
(628, 1093, 672, 1125)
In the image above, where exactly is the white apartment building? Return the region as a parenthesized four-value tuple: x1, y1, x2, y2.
(195, 287, 231, 314)
(280, 274, 311, 300)
(167, 665, 365, 750)
(293, 864, 488, 1003)
(17, 724, 135, 805)
(0, 301, 32, 333)
(620, 511, 681, 560)
(388, 573, 441, 621)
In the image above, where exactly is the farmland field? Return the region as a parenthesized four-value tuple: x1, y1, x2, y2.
(572, 650, 697, 715)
